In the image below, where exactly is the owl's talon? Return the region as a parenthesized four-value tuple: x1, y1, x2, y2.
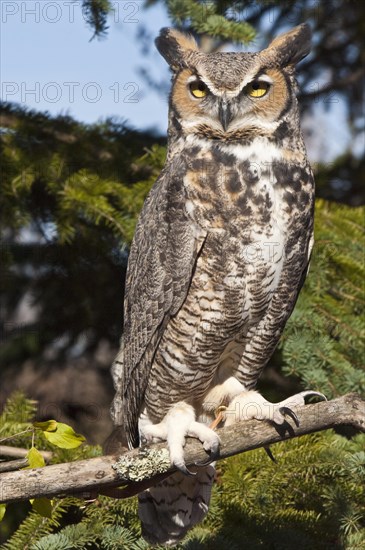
(225, 389, 327, 427)
(195, 440, 220, 466)
(204, 441, 220, 459)
(300, 391, 327, 403)
(139, 402, 220, 476)
(264, 446, 277, 463)
(194, 458, 211, 467)
(194, 448, 220, 467)
(194, 435, 220, 466)
(175, 463, 196, 476)
(278, 406, 299, 426)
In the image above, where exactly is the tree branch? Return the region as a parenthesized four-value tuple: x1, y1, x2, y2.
(0, 458, 29, 473)
(0, 445, 53, 461)
(0, 446, 53, 473)
(0, 393, 363, 504)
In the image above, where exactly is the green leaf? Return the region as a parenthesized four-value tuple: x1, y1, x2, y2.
(42, 422, 86, 449)
(33, 420, 58, 432)
(0, 504, 6, 522)
(26, 447, 46, 468)
(30, 498, 53, 518)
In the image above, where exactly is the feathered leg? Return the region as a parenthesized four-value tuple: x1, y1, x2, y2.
(138, 402, 218, 545)
(140, 402, 220, 474)
(223, 390, 326, 426)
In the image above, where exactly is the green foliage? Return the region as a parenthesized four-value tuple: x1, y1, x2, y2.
(210, 433, 365, 549)
(26, 448, 46, 468)
(281, 201, 365, 398)
(0, 392, 89, 542)
(30, 499, 53, 520)
(0, 393, 86, 453)
(0, 506, 6, 522)
(167, 0, 256, 44)
(82, 0, 112, 39)
(29, 521, 148, 550)
(0, 103, 166, 363)
(0, 392, 37, 447)
(40, 423, 86, 449)
(1, 499, 80, 550)
(0, 103, 165, 243)
(0, 393, 99, 542)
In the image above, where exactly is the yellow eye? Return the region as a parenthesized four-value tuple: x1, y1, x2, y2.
(246, 81, 270, 98)
(189, 80, 208, 98)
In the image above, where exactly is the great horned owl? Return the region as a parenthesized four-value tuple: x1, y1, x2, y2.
(110, 23, 323, 546)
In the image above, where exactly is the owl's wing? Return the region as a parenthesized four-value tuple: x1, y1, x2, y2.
(118, 167, 206, 448)
(237, 218, 314, 391)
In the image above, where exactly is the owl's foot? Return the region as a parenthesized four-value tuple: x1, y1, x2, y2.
(140, 402, 220, 476)
(223, 390, 326, 427)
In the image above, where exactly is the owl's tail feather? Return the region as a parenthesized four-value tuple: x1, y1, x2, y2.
(138, 465, 215, 546)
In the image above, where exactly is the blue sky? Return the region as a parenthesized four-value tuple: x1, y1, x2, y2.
(1, 1, 355, 161)
(1, 0, 171, 133)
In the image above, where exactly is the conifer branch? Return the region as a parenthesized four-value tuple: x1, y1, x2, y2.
(0, 393, 363, 504)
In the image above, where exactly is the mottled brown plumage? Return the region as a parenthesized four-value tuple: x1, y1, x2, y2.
(110, 24, 321, 546)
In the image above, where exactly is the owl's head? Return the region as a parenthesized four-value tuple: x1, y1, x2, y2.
(156, 25, 311, 142)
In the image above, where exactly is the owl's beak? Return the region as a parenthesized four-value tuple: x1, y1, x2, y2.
(218, 100, 233, 131)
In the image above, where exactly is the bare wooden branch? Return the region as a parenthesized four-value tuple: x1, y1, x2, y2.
(0, 445, 53, 461)
(0, 393, 363, 505)
(0, 458, 29, 473)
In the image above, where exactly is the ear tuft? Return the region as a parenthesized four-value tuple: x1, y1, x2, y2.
(155, 28, 199, 71)
(263, 23, 312, 68)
